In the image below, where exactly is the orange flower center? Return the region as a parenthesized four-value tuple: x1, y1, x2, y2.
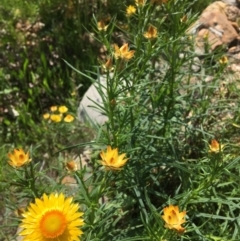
(110, 157, 114, 164)
(19, 154, 25, 161)
(40, 210, 67, 238)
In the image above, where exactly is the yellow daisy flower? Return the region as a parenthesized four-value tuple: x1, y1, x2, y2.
(162, 205, 186, 233)
(219, 56, 228, 65)
(143, 25, 158, 39)
(8, 148, 31, 168)
(58, 106, 68, 113)
(50, 106, 58, 112)
(113, 43, 135, 61)
(50, 114, 62, 123)
(19, 193, 84, 241)
(64, 114, 74, 123)
(126, 5, 136, 17)
(65, 160, 77, 172)
(180, 15, 187, 23)
(102, 58, 114, 71)
(97, 20, 109, 31)
(135, 0, 146, 7)
(100, 146, 129, 170)
(43, 113, 50, 119)
(209, 139, 224, 153)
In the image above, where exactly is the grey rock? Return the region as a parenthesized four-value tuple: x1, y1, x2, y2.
(78, 75, 108, 125)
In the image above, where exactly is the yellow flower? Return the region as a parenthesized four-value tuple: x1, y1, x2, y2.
(65, 160, 77, 171)
(102, 57, 114, 71)
(19, 193, 84, 241)
(50, 114, 62, 122)
(97, 20, 108, 31)
(143, 25, 158, 39)
(162, 205, 186, 233)
(8, 148, 31, 168)
(43, 113, 50, 119)
(219, 56, 228, 65)
(100, 146, 129, 170)
(209, 139, 224, 153)
(180, 15, 187, 23)
(64, 114, 74, 123)
(15, 207, 25, 217)
(58, 106, 68, 113)
(126, 5, 136, 17)
(50, 106, 58, 112)
(135, 0, 146, 6)
(113, 43, 135, 61)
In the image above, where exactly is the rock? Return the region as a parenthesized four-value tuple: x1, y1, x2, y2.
(188, 1, 240, 55)
(77, 75, 108, 125)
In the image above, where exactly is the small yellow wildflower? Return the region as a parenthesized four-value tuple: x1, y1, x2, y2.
(97, 20, 108, 31)
(58, 105, 68, 113)
(64, 114, 74, 123)
(65, 160, 77, 172)
(219, 56, 228, 65)
(50, 106, 58, 112)
(8, 148, 31, 168)
(100, 146, 129, 170)
(113, 43, 135, 61)
(43, 113, 50, 119)
(180, 15, 187, 23)
(135, 0, 146, 6)
(209, 139, 224, 153)
(102, 58, 113, 71)
(50, 114, 62, 122)
(19, 193, 84, 241)
(14, 207, 25, 217)
(126, 5, 136, 17)
(162, 205, 186, 233)
(143, 25, 158, 39)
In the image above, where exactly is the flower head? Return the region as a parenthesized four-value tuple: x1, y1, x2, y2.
(143, 25, 158, 39)
(50, 106, 58, 112)
(15, 207, 25, 217)
(100, 146, 129, 170)
(180, 15, 187, 23)
(209, 139, 224, 153)
(102, 58, 114, 71)
(113, 43, 135, 61)
(219, 56, 228, 65)
(43, 113, 50, 119)
(97, 20, 108, 31)
(162, 205, 186, 233)
(64, 114, 74, 123)
(8, 148, 31, 168)
(58, 106, 68, 113)
(126, 5, 136, 17)
(135, 0, 146, 6)
(65, 160, 77, 172)
(19, 193, 84, 241)
(50, 114, 62, 123)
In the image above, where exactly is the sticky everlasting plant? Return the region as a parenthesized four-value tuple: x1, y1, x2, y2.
(2, 0, 240, 240)
(162, 205, 186, 233)
(100, 146, 129, 170)
(8, 148, 31, 168)
(19, 193, 84, 241)
(209, 139, 224, 153)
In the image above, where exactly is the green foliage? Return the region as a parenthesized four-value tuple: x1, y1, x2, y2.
(1, 0, 240, 241)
